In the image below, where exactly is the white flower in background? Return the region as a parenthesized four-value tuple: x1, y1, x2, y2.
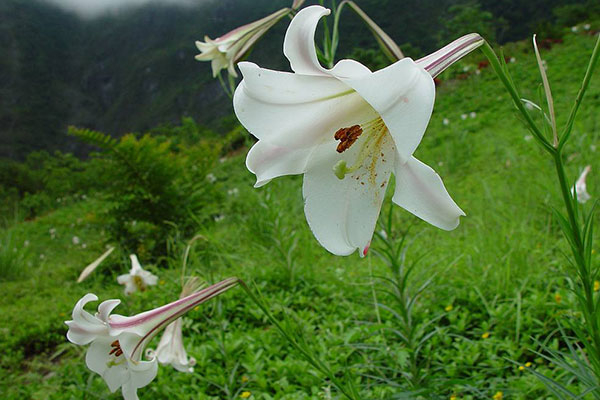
(72, 236, 81, 245)
(234, 6, 483, 256)
(475, 69, 481, 75)
(24, 240, 29, 247)
(469, 111, 477, 119)
(65, 278, 238, 400)
(40, 254, 45, 259)
(591, 144, 597, 152)
(195, 7, 292, 77)
(572, 165, 592, 203)
(524, 135, 533, 142)
(214, 214, 226, 222)
(206, 173, 217, 183)
(227, 187, 239, 197)
(117, 255, 158, 295)
(442, 118, 450, 126)
(584, 24, 591, 30)
(460, 114, 468, 120)
(572, 26, 579, 33)
(509, 57, 516, 63)
(82, 243, 87, 249)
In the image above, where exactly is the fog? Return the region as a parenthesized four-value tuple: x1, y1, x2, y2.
(42, 0, 201, 18)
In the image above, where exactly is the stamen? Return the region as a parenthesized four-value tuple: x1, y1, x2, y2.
(133, 275, 146, 292)
(332, 118, 389, 180)
(334, 125, 363, 153)
(109, 340, 123, 357)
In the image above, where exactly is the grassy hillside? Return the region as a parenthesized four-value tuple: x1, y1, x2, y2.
(0, 29, 599, 399)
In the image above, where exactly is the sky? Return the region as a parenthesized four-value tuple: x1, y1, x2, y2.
(42, 0, 200, 18)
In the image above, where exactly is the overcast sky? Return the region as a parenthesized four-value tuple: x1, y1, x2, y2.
(42, 0, 200, 18)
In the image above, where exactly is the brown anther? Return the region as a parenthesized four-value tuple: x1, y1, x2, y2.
(109, 340, 123, 357)
(334, 125, 363, 153)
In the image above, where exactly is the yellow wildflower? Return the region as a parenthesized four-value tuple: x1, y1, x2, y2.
(555, 293, 562, 303)
(525, 362, 532, 367)
(241, 375, 249, 383)
(450, 395, 457, 400)
(518, 365, 525, 371)
(445, 305, 453, 312)
(492, 391, 503, 400)
(159, 280, 166, 285)
(594, 281, 600, 292)
(481, 332, 490, 339)
(240, 391, 251, 398)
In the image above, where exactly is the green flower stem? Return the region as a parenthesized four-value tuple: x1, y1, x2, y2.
(484, 36, 600, 382)
(239, 280, 361, 400)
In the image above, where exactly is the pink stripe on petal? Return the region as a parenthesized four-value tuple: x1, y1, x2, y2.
(416, 33, 484, 78)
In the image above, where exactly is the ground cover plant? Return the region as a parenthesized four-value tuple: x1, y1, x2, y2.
(1, 2, 600, 399)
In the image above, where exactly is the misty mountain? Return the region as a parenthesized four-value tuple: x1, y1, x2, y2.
(0, 0, 591, 159)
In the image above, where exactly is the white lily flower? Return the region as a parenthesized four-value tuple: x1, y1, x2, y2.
(234, 5, 483, 256)
(195, 7, 291, 78)
(149, 277, 203, 373)
(117, 254, 158, 295)
(65, 278, 238, 400)
(152, 318, 196, 373)
(572, 165, 592, 203)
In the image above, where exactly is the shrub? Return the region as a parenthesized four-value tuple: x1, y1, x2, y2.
(70, 121, 223, 259)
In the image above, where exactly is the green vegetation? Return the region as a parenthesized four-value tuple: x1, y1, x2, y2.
(1, 27, 599, 399)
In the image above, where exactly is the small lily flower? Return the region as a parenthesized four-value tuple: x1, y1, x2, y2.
(572, 165, 592, 203)
(195, 7, 291, 78)
(149, 278, 203, 373)
(234, 5, 483, 256)
(151, 318, 196, 373)
(117, 255, 158, 295)
(65, 278, 238, 400)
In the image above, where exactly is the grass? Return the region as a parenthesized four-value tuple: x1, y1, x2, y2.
(0, 28, 599, 399)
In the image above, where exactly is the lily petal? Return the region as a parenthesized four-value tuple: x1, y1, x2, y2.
(246, 140, 314, 187)
(130, 254, 142, 274)
(392, 157, 465, 230)
(283, 5, 330, 76)
(303, 133, 396, 256)
(98, 299, 121, 323)
(65, 293, 108, 345)
(235, 62, 377, 149)
(416, 33, 484, 78)
(341, 59, 435, 163)
(86, 337, 124, 392)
